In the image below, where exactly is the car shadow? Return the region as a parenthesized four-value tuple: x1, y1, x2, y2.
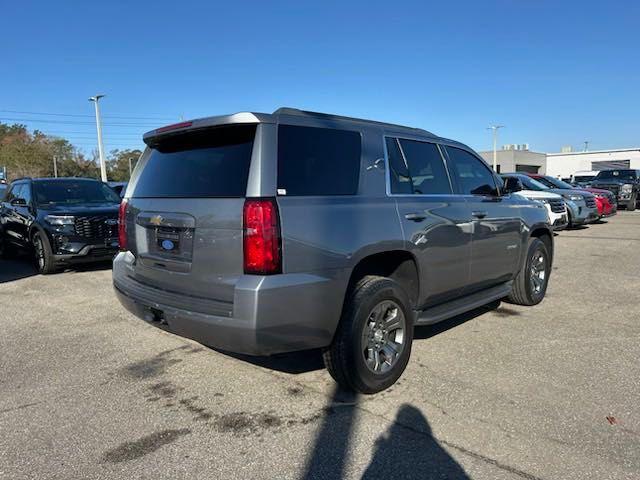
(0, 253, 112, 283)
(219, 302, 501, 375)
(0, 257, 38, 283)
(302, 385, 470, 479)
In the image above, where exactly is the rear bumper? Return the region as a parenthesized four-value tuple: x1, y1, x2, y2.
(113, 253, 344, 356)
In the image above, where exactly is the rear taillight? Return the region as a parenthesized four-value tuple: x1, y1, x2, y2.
(243, 198, 281, 275)
(118, 199, 128, 251)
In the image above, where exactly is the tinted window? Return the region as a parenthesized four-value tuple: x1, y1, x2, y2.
(517, 175, 549, 191)
(386, 137, 412, 194)
(0, 185, 6, 201)
(446, 147, 498, 195)
(134, 125, 256, 198)
(34, 181, 121, 206)
(278, 125, 361, 196)
(397, 139, 452, 194)
(21, 183, 32, 204)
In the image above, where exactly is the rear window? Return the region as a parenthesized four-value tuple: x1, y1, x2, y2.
(133, 125, 256, 198)
(277, 125, 361, 196)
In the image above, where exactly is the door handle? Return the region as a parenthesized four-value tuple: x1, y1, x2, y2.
(472, 211, 488, 219)
(405, 213, 427, 222)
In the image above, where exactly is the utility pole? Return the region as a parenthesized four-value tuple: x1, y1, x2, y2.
(487, 125, 505, 172)
(89, 94, 107, 182)
(583, 140, 590, 152)
(53, 155, 58, 178)
(128, 157, 133, 177)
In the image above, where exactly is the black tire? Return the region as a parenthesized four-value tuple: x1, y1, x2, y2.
(627, 194, 636, 211)
(323, 275, 414, 394)
(32, 231, 59, 274)
(566, 210, 573, 228)
(0, 231, 8, 259)
(507, 237, 550, 306)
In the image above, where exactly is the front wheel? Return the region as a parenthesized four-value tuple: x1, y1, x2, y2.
(627, 194, 637, 211)
(33, 231, 59, 274)
(323, 275, 414, 394)
(507, 237, 550, 306)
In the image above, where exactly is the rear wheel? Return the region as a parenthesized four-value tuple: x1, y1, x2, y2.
(33, 231, 59, 275)
(507, 237, 550, 306)
(323, 275, 413, 394)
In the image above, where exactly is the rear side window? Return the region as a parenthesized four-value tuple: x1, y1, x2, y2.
(133, 125, 256, 198)
(398, 139, 452, 194)
(278, 125, 361, 196)
(386, 138, 412, 194)
(446, 146, 498, 196)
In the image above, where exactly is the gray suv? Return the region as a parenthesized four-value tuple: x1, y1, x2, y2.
(113, 108, 553, 393)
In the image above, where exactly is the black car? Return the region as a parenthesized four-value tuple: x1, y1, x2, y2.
(0, 177, 121, 273)
(590, 169, 640, 211)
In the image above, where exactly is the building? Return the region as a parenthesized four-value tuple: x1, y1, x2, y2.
(478, 144, 546, 174)
(546, 147, 640, 179)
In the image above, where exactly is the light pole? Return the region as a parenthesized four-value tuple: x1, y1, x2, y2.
(487, 125, 505, 172)
(128, 157, 133, 177)
(89, 94, 107, 182)
(53, 155, 58, 178)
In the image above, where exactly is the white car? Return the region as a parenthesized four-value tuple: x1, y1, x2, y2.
(502, 174, 568, 230)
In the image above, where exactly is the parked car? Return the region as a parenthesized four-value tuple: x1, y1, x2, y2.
(108, 181, 128, 198)
(500, 174, 567, 230)
(113, 108, 554, 394)
(590, 169, 640, 211)
(529, 173, 616, 219)
(571, 170, 599, 187)
(524, 174, 600, 226)
(0, 177, 122, 273)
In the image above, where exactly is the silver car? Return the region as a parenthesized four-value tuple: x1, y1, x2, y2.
(113, 108, 553, 393)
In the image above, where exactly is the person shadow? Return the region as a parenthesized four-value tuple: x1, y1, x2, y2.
(362, 404, 470, 480)
(303, 386, 470, 480)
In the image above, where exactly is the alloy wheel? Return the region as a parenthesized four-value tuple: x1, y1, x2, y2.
(361, 300, 406, 374)
(529, 249, 547, 295)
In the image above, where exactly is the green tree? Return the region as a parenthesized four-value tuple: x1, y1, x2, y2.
(107, 149, 143, 181)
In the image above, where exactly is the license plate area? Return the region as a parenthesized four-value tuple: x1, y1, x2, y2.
(136, 211, 196, 266)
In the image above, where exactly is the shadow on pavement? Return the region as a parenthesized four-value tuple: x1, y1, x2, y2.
(223, 302, 502, 374)
(0, 253, 112, 284)
(302, 385, 469, 479)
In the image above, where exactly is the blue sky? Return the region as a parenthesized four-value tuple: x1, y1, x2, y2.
(1, 0, 638, 155)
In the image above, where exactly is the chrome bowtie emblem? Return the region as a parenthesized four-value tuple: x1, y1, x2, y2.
(150, 215, 163, 226)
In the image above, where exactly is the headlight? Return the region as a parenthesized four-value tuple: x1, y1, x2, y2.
(44, 215, 75, 226)
(621, 184, 633, 193)
(566, 194, 583, 201)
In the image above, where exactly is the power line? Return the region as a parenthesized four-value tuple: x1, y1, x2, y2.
(0, 116, 161, 127)
(0, 109, 177, 121)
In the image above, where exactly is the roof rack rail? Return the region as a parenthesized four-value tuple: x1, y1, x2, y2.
(11, 176, 32, 182)
(273, 107, 435, 136)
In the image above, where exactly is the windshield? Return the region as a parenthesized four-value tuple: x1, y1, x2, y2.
(513, 175, 549, 191)
(536, 176, 574, 189)
(574, 175, 596, 183)
(34, 181, 121, 206)
(595, 170, 637, 181)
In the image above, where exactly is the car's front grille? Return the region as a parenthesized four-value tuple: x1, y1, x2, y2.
(584, 196, 596, 208)
(74, 215, 118, 239)
(549, 199, 565, 213)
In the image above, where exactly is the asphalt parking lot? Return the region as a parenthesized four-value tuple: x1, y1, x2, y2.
(1, 212, 639, 480)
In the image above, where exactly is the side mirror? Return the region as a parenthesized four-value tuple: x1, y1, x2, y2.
(503, 177, 523, 194)
(10, 198, 27, 206)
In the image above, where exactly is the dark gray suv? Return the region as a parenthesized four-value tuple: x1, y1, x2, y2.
(113, 108, 553, 393)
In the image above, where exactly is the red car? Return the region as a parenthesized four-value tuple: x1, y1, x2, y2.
(526, 174, 617, 219)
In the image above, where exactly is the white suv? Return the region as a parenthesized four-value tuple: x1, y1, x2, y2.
(502, 174, 568, 230)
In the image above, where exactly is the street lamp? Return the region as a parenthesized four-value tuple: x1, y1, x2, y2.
(487, 125, 505, 172)
(89, 94, 107, 182)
